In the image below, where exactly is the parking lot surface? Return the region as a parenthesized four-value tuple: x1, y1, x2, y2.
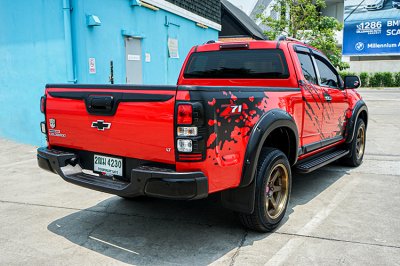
(1, 89, 399, 265)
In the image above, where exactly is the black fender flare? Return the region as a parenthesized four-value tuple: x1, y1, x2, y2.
(345, 100, 368, 144)
(240, 109, 299, 187)
(221, 109, 299, 214)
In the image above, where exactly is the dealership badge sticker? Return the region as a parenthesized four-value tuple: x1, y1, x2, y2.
(49, 118, 56, 129)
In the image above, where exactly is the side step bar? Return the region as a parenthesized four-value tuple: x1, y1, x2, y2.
(295, 149, 349, 173)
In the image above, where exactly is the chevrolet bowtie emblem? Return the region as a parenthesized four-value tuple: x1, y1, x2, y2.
(91, 120, 111, 131)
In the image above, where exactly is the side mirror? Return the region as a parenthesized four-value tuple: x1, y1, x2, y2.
(344, 75, 361, 89)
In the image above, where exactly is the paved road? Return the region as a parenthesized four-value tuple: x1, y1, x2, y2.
(1, 89, 399, 265)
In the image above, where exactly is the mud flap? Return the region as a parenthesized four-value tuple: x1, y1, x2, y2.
(221, 179, 256, 214)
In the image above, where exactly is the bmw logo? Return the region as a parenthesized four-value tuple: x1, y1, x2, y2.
(355, 42, 365, 51)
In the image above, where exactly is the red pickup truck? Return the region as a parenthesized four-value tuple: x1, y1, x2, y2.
(37, 39, 368, 232)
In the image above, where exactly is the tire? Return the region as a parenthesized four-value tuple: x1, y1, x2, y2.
(342, 119, 366, 167)
(238, 148, 292, 232)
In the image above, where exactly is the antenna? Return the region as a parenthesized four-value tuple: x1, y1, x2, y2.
(277, 35, 287, 41)
(276, 35, 286, 48)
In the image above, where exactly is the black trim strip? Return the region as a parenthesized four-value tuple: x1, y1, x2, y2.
(303, 136, 343, 153)
(48, 91, 174, 102)
(294, 45, 328, 61)
(303, 142, 321, 154)
(294, 45, 310, 54)
(179, 86, 301, 92)
(46, 84, 177, 91)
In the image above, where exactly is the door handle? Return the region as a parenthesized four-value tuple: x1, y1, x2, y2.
(324, 94, 332, 102)
(87, 95, 114, 114)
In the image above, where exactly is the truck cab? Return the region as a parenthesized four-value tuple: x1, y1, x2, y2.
(38, 39, 368, 232)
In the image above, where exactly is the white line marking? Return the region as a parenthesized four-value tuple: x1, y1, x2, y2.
(264, 176, 359, 266)
(89, 236, 140, 255)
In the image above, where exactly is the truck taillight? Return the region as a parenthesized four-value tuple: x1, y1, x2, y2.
(40, 122, 47, 134)
(175, 101, 205, 161)
(177, 126, 198, 137)
(177, 104, 193, 125)
(177, 139, 193, 153)
(40, 96, 46, 114)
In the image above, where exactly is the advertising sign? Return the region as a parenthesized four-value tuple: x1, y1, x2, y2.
(343, 0, 400, 55)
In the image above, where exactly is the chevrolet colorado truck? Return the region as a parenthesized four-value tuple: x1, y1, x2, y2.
(37, 38, 368, 232)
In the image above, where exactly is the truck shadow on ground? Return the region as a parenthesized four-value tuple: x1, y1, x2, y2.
(47, 166, 351, 265)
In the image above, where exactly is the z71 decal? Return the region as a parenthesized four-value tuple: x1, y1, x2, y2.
(220, 104, 243, 117)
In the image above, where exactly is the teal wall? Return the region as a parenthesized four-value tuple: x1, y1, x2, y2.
(0, 0, 68, 146)
(0, 0, 218, 145)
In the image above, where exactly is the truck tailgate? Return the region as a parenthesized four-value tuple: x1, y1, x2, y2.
(45, 85, 177, 164)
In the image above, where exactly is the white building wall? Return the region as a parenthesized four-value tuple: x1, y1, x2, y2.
(347, 59, 400, 73)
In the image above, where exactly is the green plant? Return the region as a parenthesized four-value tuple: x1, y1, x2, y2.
(359, 72, 369, 87)
(338, 71, 347, 81)
(257, 0, 349, 70)
(381, 72, 393, 87)
(369, 72, 384, 87)
(339, 71, 356, 81)
(393, 72, 400, 87)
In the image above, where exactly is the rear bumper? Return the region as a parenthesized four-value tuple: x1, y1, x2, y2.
(37, 147, 208, 200)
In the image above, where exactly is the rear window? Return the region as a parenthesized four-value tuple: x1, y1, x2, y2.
(183, 49, 290, 79)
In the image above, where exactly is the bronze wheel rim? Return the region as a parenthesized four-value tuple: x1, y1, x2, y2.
(356, 125, 365, 159)
(265, 163, 289, 219)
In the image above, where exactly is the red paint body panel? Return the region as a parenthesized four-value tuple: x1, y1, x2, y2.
(46, 88, 176, 164)
(176, 91, 303, 193)
(322, 87, 349, 138)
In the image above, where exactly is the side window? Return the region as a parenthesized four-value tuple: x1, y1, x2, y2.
(315, 57, 339, 88)
(297, 53, 317, 84)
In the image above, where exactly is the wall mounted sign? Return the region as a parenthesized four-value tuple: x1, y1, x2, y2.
(127, 54, 141, 61)
(89, 58, 96, 74)
(145, 53, 151, 62)
(168, 38, 179, 58)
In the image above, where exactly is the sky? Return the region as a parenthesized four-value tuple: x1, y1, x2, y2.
(226, 0, 259, 15)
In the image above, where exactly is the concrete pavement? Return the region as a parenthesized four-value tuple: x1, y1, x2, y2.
(0, 88, 399, 265)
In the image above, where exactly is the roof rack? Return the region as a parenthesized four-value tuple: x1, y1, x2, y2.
(276, 35, 306, 48)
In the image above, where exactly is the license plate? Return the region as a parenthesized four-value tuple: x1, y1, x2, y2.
(94, 154, 123, 176)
